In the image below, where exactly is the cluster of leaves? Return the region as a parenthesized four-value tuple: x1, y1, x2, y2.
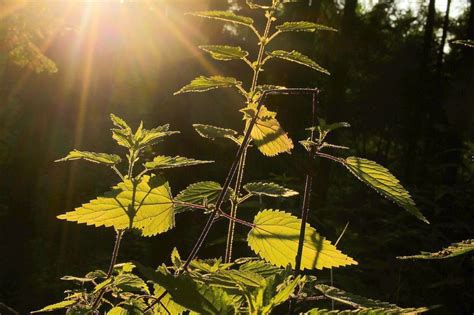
(36, 0, 435, 314)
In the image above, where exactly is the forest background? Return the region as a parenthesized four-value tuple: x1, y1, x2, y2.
(0, 0, 472, 313)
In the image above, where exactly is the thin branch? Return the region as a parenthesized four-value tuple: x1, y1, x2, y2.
(266, 29, 281, 43)
(289, 91, 319, 315)
(111, 165, 125, 181)
(219, 209, 256, 229)
(91, 230, 125, 311)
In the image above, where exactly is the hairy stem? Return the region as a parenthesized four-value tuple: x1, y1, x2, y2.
(91, 230, 124, 310)
(224, 8, 276, 263)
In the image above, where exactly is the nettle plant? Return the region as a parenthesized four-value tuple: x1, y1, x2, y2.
(37, 1, 431, 314)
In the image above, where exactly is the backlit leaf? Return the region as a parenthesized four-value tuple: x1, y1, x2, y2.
(242, 105, 294, 157)
(55, 150, 121, 166)
(199, 45, 249, 61)
(153, 284, 187, 315)
(238, 259, 282, 278)
(31, 300, 77, 313)
(145, 155, 213, 170)
(175, 76, 241, 94)
(247, 210, 357, 270)
(174, 181, 232, 214)
(316, 285, 407, 310)
(133, 124, 179, 149)
(397, 239, 474, 260)
(276, 21, 337, 33)
(57, 175, 174, 236)
(141, 266, 237, 315)
(188, 11, 254, 26)
(244, 182, 298, 198)
(267, 50, 330, 75)
(193, 124, 240, 144)
(343, 157, 429, 224)
(306, 307, 429, 314)
(114, 273, 149, 293)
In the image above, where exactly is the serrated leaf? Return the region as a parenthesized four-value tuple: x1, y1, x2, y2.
(107, 300, 147, 315)
(316, 285, 406, 310)
(134, 124, 179, 149)
(55, 150, 121, 166)
(193, 124, 241, 144)
(114, 273, 150, 294)
(306, 307, 429, 314)
(199, 45, 249, 61)
(174, 181, 231, 214)
(175, 76, 241, 95)
(111, 114, 131, 131)
(145, 155, 213, 170)
(244, 182, 298, 198)
(153, 284, 187, 315)
(262, 275, 304, 313)
(343, 157, 429, 224)
(188, 10, 254, 26)
(242, 105, 294, 157)
(247, 210, 357, 270)
(267, 50, 329, 75)
(32, 299, 77, 313)
(397, 239, 474, 260)
(141, 266, 237, 315)
(276, 21, 337, 32)
(307, 119, 351, 133)
(57, 175, 174, 236)
(238, 259, 282, 278)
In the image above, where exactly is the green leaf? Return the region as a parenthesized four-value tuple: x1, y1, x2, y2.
(199, 45, 249, 61)
(343, 157, 429, 224)
(111, 114, 131, 131)
(308, 118, 351, 133)
(110, 114, 178, 149)
(243, 182, 298, 198)
(175, 76, 241, 95)
(193, 124, 241, 144)
(141, 266, 237, 315)
(397, 239, 474, 260)
(276, 21, 337, 33)
(31, 300, 77, 313)
(188, 10, 254, 26)
(107, 300, 147, 315)
(114, 272, 150, 293)
(153, 284, 187, 315)
(57, 175, 174, 236)
(267, 50, 330, 75)
(174, 181, 231, 214)
(452, 39, 474, 48)
(133, 124, 179, 149)
(145, 155, 213, 170)
(262, 275, 304, 313)
(242, 105, 294, 157)
(238, 259, 282, 278)
(55, 150, 121, 166)
(306, 307, 429, 314)
(316, 285, 408, 310)
(247, 210, 357, 270)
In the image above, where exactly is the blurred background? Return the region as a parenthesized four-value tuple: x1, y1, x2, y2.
(0, 0, 472, 313)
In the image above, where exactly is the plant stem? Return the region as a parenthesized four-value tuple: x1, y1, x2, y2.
(289, 92, 318, 315)
(224, 7, 276, 263)
(224, 147, 247, 262)
(91, 229, 124, 311)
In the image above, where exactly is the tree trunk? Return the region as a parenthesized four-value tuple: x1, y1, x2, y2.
(436, 0, 452, 75)
(314, 0, 357, 208)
